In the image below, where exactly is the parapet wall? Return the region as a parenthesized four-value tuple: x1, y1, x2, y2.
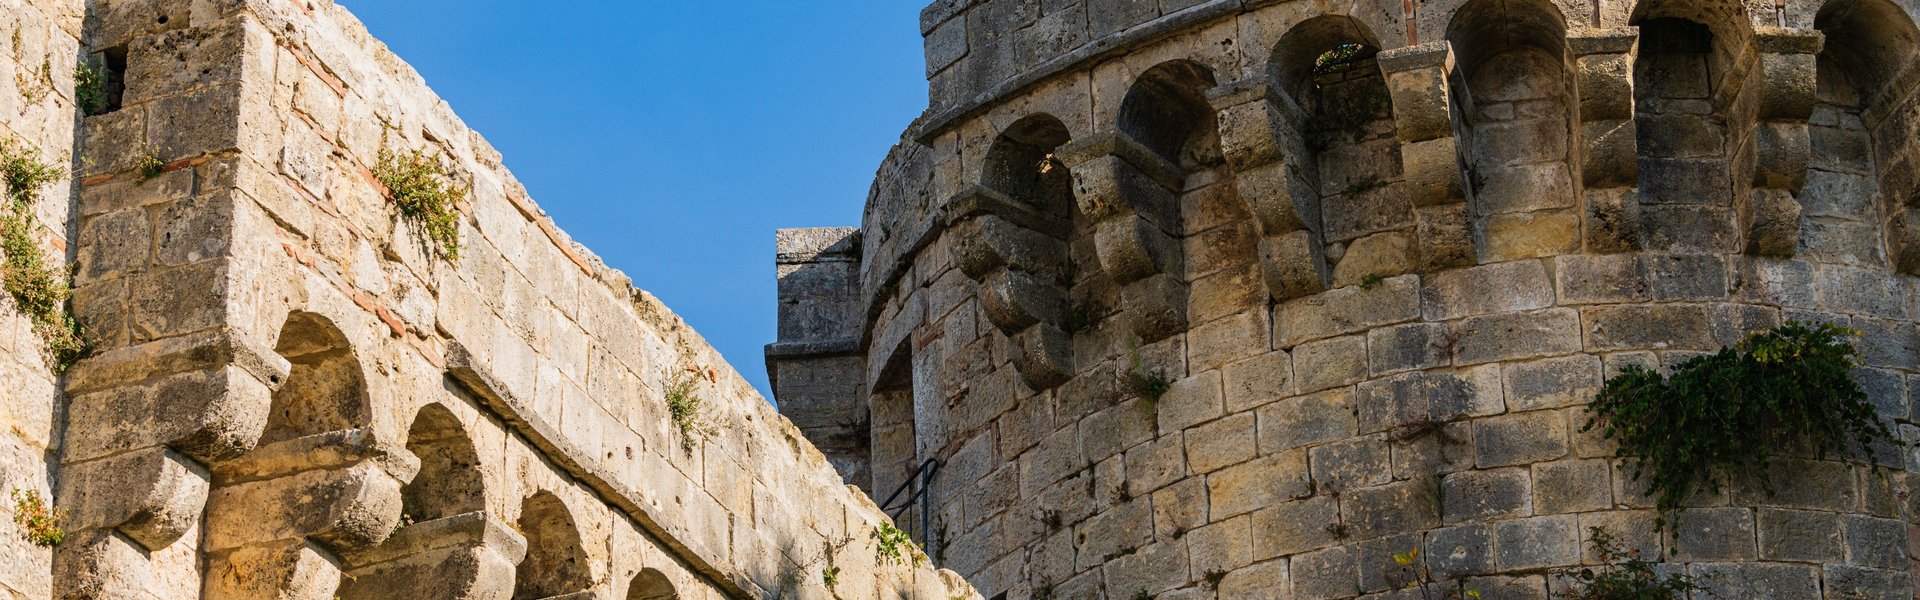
(0, 1, 979, 599)
(775, 0, 1920, 598)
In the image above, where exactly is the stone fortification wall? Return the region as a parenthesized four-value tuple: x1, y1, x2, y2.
(0, 0, 84, 598)
(774, 0, 1920, 598)
(0, 1, 982, 600)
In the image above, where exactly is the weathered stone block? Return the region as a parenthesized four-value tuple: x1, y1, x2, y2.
(1344, 479, 1442, 540)
(1291, 334, 1367, 394)
(1251, 495, 1341, 559)
(1207, 450, 1310, 519)
(1442, 468, 1531, 524)
(1273, 275, 1418, 347)
(1452, 308, 1582, 366)
(1492, 515, 1579, 571)
(1532, 459, 1611, 514)
(1473, 410, 1568, 468)
(1421, 261, 1553, 321)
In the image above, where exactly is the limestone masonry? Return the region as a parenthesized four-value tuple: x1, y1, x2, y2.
(771, 0, 1920, 598)
(4, 0, 1919, 599)
(1, 1, 979, 599)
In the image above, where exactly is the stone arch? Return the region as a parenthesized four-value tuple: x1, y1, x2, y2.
(625, 568, 676, 600)
(1448, 0, 1579, 260)
(514, 491, 594, 600)
(1810, 0, 1920, 271)
(967, 114, 1099, 389)
(262, 311, 372, 444)
(401, 403, 486, 523)
(1270, 15, 1410, 284)
(1118, 60, 1222, 171)
(1629, 0, 1757, 251)
(868, 341, 918, 507)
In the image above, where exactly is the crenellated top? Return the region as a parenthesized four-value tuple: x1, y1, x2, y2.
(852, 0, 1920, 387)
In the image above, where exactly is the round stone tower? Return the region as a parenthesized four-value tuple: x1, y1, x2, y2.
(771, 0, 1920, 598)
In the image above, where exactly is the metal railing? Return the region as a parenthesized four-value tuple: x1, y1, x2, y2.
(877, 458, 942, 564)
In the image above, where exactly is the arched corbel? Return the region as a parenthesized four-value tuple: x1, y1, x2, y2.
(1746, 28, 1824, 257)
(1207, 78, 1330, 302)
(944, 185, 1075, 390)
(1059, 132, 1189, 342)
(1379, 41, 1474, 271)
(1569, 28, 1644, 252)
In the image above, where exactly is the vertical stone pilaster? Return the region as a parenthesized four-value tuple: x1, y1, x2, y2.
(1208, 81, 1329, 302)
(948, 188, 1072, 390)
(1746, 28, 1823, 257)
(1379, 41, 1473, 271)
(766, 227, 873, 485)
(1569, 28, 1643, 253)
(1060, 132, 1188, 343)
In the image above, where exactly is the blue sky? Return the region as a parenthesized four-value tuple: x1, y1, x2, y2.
(340, 2, 928, 398)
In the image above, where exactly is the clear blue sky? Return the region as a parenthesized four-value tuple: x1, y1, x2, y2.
(340, 2, 928, 398)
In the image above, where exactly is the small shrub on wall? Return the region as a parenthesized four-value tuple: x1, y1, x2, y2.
(373, 140, 467, 260)
(1583, 322, 1894, 527)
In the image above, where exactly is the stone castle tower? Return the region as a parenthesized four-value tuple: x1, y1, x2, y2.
(771, 0, 1920, 598)
(0, 1, 981, 599)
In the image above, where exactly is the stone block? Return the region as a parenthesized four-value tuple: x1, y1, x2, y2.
(1308, 436, 1390, 493)
(1257, 229, 1331, 302)
(1402, 137, 1464, 207)
(1357, 367, 1503, 434)
(204, 538, 343, 600)
(1102, 539, 1188, 596)
(1421, 261, 1553, 321)
(1207, 450, 1310, 519)
(1688, 563, 1819, 600)
(204, 462, 403, 553)
(1743, 188, 1800, 258)
(1184, 412, 1255, 474)
(1493, 515, 1579, 571)
(1483, 209, 1581, 262)
(1273, 275, 1418, 347)
(1184, 517, 1251, 580)
(1330, 231, 1414, 287)
(1581, 305, 1715, 352)
(1367, 322, 1450, 376)
(58, 447, 207, 551)
(1125, 435, 1187, 496)
(1423, 524, 1494, 578)
(1095, 215, 1182, 284)
(65, 365, 273, 464)
(1076, 498, 1154, 568)
(1121, 274, 1189, 342)
(1844, 515, 1908, 569)
(1582, 187, 1641, 253)
(1158, 370, 1224, 433)
(1187, 310, 1266, 373)
(1531, 459, 1611, 514)
(1290, 546, 1356, 600)
(1251, 495, 1341, 558)
(1473, 410, 1568, 468)
(1473, 163, 1574, 216)
(1291, 334, 1367, 394)
(1442, 468, 1531, 524)
(1670, 507, 1756, 561)
(1755, 508, 1842, 562)
(1344, 479, 1442, 540)
(1256, 389, 1356, 453)
(1580, 119, 1638, 187)
(1502, 355, 1600, 411)
(1452, 308, 1583, 366)
(1223, 350, 1293, 413)
(1821, 565, 1912, 600)
(1415, 203, 1474, 271)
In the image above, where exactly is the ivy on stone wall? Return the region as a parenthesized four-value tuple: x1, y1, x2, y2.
(1583, 322, 1895, 528)
(0, 139, 85, 371)
(373, 142, 466, 260)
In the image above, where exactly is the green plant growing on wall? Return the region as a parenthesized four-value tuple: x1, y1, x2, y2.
(0, 139, 86, 371)
(1558, 528, 1700, 600)
(16, 59, 53, 103)
(872, 521, 924, 567)
(1384, 548, 1480, 600)
(664, 373, 717, 453)
(10, 488, 67, 547)
(1583, 322, 1895, 529)
(74, 60, 109, 116)
(372, 142, 467, 260)
(133, 146, 166, 182)
(820, 565, 840, 590)
(1124, 340, 1171, 407)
